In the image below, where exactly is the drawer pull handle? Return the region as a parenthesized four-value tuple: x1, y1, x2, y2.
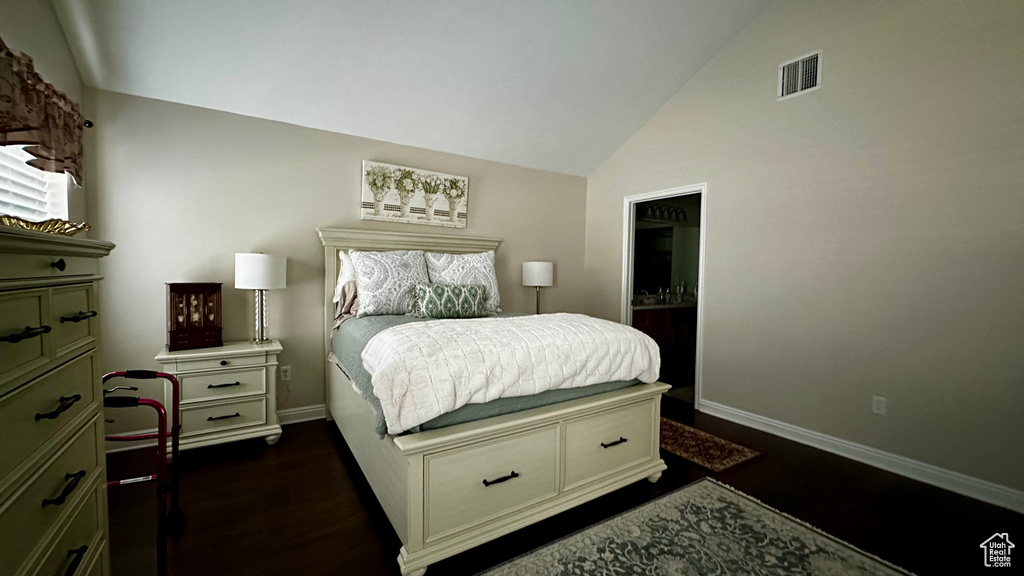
(600, 437, 628, 449)
(207, 381, 241, 389)
(51, 258, 67, 271)
(35, 394, 82, 421)
(220, 360, 229, 366)
(207, 412, 241, 421)
(42, 470, 86, 508)
(482, 471, 519, 487)
(65, 545, 88, 576)
(1, 324, 51, 344)
(60, 310, 98, 323)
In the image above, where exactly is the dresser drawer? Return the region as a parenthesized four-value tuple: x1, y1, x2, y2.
(0, 418, 101, 576)
(51, 284, 97, 360)
(0, 288, 53, 392)
(30, 482, 102, 576)
(181, 397, 266, 437)
(173, 352, 266, 373)
(562, 400, 656, 489)
(0, 253, 98, 281)
(0, 352, 97, 498)
(83, 553, 104, 576)
(179, 367, 266, 403)
(425, 425, 559, 541)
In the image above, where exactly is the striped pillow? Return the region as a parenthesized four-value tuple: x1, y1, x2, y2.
(412, 284, 490, 319)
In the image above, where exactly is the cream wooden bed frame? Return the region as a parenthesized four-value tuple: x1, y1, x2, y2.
(318, 227, 668, 576)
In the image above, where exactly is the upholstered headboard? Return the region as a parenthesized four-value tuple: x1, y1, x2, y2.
(316, 227, 502, 351)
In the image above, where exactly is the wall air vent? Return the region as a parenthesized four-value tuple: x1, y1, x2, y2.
(778, 51, 821, 100)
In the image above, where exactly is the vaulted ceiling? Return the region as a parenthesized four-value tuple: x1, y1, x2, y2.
(53, 0, 768, 176)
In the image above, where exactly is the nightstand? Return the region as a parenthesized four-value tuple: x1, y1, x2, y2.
(154, 340, 283, 449)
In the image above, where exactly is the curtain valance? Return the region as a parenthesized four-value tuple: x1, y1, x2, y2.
(0, 36, 85, 183)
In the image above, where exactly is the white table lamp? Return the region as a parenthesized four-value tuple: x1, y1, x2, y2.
(522, 261, 553, 314)
(235, 253, 286, 343)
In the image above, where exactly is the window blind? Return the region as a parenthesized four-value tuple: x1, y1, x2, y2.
(0, 145, 68, 221)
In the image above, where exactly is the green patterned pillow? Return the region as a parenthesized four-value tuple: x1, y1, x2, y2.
(412, 284, 490, 319)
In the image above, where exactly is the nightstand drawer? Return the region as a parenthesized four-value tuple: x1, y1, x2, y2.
(181, 397, 266, 437)
(562, 400, 655, 489)
(174, 353, 266, 373)
(0, 288, 52, 392)
(31, 482, 102, 576)
(51, 284, 97, 359)
(0, 352, 96, 498)
(0, 419, 101, 576)
(179, 367, 266, 403)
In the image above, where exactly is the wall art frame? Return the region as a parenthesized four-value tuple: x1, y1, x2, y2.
(361, 160, 469, 229)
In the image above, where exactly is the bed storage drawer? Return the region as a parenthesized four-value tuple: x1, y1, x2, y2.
(181, 397, 267, 437)
(179, 367, 266, 403)
(424, 425, 559, 541)
(0, 352, 96, 497)
(562, 399, 656, 489)
(0, 418, 101, 576)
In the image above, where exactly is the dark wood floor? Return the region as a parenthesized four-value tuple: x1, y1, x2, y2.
(107, 398, 1022, 575)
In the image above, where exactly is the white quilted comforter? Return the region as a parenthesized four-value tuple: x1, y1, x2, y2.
(362, 313, 661, 435)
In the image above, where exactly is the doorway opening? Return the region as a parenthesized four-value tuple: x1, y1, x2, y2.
(621, 183, 706, 414)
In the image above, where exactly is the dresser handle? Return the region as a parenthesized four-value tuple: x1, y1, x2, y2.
(600, 437, 628, 449)
(482, 471, 519, 487)
(65, 545, 88, 576)
(51, 258, 67, 271)
(207, 381, 241, 389)
(1, 324, 51, 344)
(220, 360, 229, 366)
(42, 470, 86, 507)
(60, 310, 98, 323)
(207, 412, 241, 421)
(35, 394, 81, 421)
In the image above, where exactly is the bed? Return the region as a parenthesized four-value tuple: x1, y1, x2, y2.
(318, 227, 669, 576)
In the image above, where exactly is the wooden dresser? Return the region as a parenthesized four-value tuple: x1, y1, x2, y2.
(0, 226, 114, 576)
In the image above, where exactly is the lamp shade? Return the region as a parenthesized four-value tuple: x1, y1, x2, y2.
(235, 253, 286, 290)
(522, 261, 553, 287)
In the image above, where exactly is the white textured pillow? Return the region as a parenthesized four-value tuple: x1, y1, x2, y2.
(424, 251, 501, 312)
(349, 250, 429, 316)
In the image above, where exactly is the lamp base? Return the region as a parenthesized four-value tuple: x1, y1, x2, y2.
(253, 289, 271, 343)
(535, 286, 541, 315)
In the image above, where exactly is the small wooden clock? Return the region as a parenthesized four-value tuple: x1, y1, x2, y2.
(167, 282, 223, 351)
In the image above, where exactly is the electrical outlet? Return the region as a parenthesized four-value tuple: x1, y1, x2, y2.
(280, 366, 291, 382)
(872, 396, 887, 416)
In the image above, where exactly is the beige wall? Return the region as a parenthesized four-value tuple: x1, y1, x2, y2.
(86, 90, 587, 433)
(0, 0, 88, 222)
(585, 0, 1024, 490)
(0, 0, 82, 101)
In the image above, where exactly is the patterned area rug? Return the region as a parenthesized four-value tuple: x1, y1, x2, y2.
(660, 417, 760, 472)
(479, 478, 913, 576)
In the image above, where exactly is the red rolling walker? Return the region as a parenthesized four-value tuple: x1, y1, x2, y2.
(103, 370, 185, 576)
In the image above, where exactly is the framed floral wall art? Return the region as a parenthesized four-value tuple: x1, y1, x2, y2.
(361, 161, 469, 228)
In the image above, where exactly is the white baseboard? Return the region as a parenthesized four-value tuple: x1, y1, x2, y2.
(699, 400, 1024, 514)
(277, 404, 326, 425)
(105, 405, 327, 454)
